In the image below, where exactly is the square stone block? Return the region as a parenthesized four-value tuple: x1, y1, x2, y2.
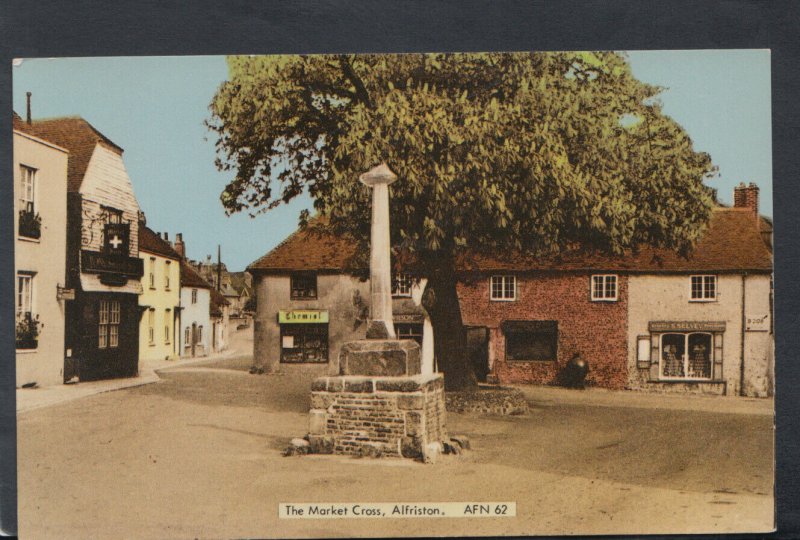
(339, 339, 421, 376)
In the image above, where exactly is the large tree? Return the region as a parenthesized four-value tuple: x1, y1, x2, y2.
(208, 52, 716, 390)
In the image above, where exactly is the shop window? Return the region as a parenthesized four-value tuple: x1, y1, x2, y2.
(280, 323, 329, 363)
(99, 300, 121, 349)
(491, 275, 516, 301)
(660, 332, 712, 379)
(505, 322, 557, 361)
(290, 273, 317, 299)
(690, 275, 717, 301)
(395, 323, 423, 345)
(591, 274, 618, 301)
(392, 273, 413, 297)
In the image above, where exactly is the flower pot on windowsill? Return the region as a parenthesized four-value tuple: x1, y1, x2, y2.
(18, 209, 42, 240)
(16, 339, 38, 350)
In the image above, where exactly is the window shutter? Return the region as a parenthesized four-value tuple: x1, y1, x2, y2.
(649, 334, 660, 381)
(713, 332, 724, 380)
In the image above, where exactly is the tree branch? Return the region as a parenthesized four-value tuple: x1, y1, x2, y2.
(339, 55, 372, 108)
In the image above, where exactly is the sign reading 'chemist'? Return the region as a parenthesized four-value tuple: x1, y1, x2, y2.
(278, 310, 329, 324)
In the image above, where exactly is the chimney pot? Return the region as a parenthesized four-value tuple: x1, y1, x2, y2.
(164, 232, 169, 242)
(26, 92, 32, 125)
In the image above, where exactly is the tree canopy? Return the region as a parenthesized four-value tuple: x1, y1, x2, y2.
(208, 51, 717, 389)
(209, 51, 716, 267)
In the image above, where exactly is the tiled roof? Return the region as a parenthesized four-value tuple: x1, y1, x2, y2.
(29, 116, 123, 193)
(139, 226, 182, 260)
(248, 207, 772, 275)
(12, 112, 37, 137)
(463, 208, 772, 273)
(248, 223, 358, 273)
(180, 259, 212, 289)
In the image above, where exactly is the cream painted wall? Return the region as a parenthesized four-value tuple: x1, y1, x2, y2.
(253, 273, 433, 375)
(14, 130, 69, 387)
(627, 273, 773, 396)
(139, 253, 181, 362)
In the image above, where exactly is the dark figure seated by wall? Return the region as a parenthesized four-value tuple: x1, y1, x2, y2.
(559, 353, 590, 389)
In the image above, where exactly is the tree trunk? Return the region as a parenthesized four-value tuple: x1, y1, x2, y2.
(424, 270, 478, 391)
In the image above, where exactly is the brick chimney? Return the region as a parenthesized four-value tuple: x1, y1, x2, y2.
(734, 182, 759, 220)
(174, 233, 185, 259)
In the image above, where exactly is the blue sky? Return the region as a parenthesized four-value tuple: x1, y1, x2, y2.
(12, 50, 772, 271)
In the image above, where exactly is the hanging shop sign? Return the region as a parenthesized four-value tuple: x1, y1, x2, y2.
(278, 310, 329, 324)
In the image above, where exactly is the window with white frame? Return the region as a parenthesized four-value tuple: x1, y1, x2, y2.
(99, 300, 121, 349)
(164, 260, 171, 290)
(392, 273, 413, 297)
(184, 326, 191, 347)
(660, 332, 712, 380)
(16, 273, 33, 318)
(149, 257, 156, 288)
(164, 309, 171, 344)
(19, 165, 36, 213)
(191, 288, 198, 304)
(148, 308, 155, 345)
(490, 275, 516, 301)
(591, 274, 618, 301)
(690, 275, 717, 301)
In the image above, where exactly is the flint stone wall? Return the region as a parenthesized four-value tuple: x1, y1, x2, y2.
(308, 373, 446, 458)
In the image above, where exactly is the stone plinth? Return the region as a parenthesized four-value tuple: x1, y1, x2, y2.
(339, 339, 421, 377)
(308, 373, 447, 460)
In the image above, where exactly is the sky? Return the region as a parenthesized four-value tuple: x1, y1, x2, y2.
(12, 50, 772, 271)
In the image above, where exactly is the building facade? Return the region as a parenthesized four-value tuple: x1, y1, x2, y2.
(179, 259, 212, 358)
(31, 117, 144, 382)
(138, 226, 182, 362)
(248, 227, 431, 375)
(13, 113, 69, 387)
(248, 185, 773, 397)
(626, 185, 773, 397)
(210, 288, 230, 353)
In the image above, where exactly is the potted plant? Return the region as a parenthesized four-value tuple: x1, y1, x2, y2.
(18, 208, 42, 239)
(16, 313, 41, 349)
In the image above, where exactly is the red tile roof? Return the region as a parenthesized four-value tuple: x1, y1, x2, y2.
(248, 223, 358, 274)
(248, 207, 772, 275)
(28, 116, 123, 193)
(12, 112, 37, 137)
(180, 259, 213, 289)
(139, 226, 182, 260)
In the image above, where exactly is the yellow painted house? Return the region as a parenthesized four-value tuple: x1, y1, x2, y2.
(138, 225, 181, 361)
